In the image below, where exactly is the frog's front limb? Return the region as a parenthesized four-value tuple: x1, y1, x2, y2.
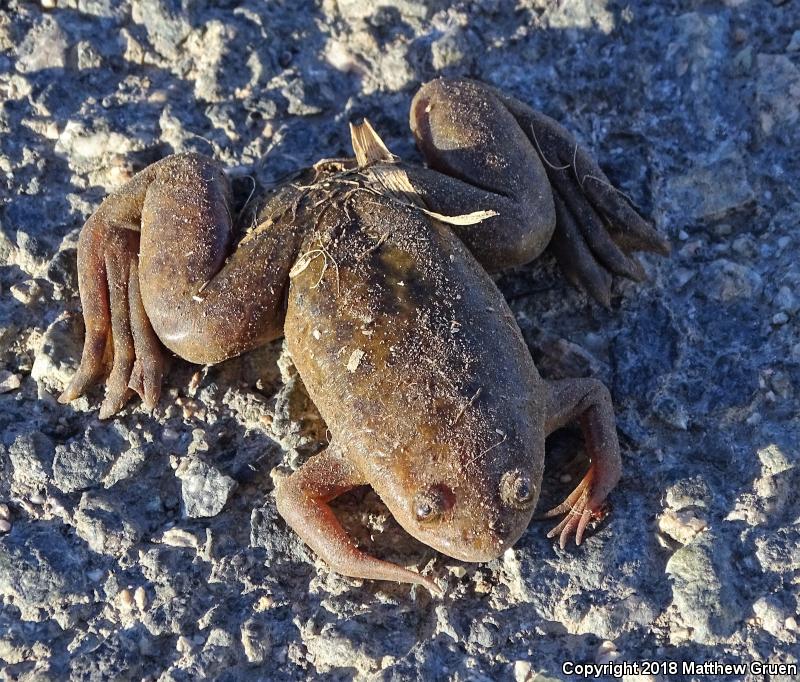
(60, 152, 304, 417)
(274, 445, 442, 594)
(407, 78, 669, 305)
(539, 378, 622, 547)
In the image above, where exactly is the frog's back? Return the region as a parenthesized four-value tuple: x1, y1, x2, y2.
(285, 180, 544, 482)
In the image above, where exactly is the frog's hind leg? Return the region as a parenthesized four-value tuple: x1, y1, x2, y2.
(494, 90, 669, 304)
(408, 78, 669, 305)
(406, 78, 556, 273)
(61, 152, 303, 418)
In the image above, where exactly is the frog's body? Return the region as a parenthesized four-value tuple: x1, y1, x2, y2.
(286, 179, 545, 564)
(59, 79, 668, 592)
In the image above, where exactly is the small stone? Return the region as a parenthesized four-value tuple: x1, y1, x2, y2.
(0, 520, 11, 534)
(86, 569, 104, 582)
(595, 641, 620, 664)
(753, 596, 791, 639)
(31, 315, 83, 391)
(74, 491, 143, 556)
(241, 618, 272, 664)
(178, 397, 206, 421)
(130, 0, 192, 60)
(16, 16, 69, 73)
(10, 279, 43, 305)
(175, 456, 236, 518)
(176, 636, 193, 655)
(757, 54, 800, 141)
(731, 235, 756, 257)
(449, 566, 467, 578)
(254, 595, 275, 612)
(155, 527, 200, 549)
(0, 370, 21, 393)
(706, 259, 763, 302)
(513, 660, 532, 682)
(772, 312, 789, 325)
(118, 588, 134, 611)
(758, 444, 793, 474)
(663, 145, 755, 222)
(0, 504, 9, 520)
(134, 586, 147, 611)
(658, 509, 707, 544)
(665, 533, 741, 644)
(774, 286, 799, 314)
(9, 432, 54, 493)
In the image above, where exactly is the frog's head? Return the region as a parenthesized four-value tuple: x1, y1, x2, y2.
(377, 435, 545, 562)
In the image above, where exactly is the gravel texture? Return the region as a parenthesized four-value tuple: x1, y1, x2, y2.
(1, 1, 799, 680)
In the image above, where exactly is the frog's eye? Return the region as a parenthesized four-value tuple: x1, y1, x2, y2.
(413, 484, 452, 523)
(501, 470, 536, 509)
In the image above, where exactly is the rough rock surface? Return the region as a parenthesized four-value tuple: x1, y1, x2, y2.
(1, 1, 798, 680)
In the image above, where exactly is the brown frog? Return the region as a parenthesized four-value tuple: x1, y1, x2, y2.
(59, 79, 668, 593)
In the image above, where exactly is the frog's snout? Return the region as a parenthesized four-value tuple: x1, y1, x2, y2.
(434, 517, 517, 563)
(418, 503, 533, 563)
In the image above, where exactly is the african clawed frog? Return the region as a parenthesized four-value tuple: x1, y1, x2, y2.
(59, 78, 669, 593)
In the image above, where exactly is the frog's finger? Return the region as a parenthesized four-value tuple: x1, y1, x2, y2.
(276, 447, 443, 596)
(550, 194, 612, 307)
(59, 218, 112, 404)
(555, 181, 646, 282)
(98, 230, 137, 419)
(128, 260, 163, 411)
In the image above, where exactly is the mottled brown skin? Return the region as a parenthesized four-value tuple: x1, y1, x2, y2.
(59, 79, 669, 593)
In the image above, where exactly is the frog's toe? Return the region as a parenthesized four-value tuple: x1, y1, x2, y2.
(127, 260, 163, 411)
(550, 194, 613, 307)
(98, 230, 138, 419)
(61, 218, 164, 419)
(556, 182, 647, 282)
(59, 218, 111, 406)
(579, 171, 670, 257)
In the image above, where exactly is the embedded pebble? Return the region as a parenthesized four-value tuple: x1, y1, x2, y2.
(665, 534, 741, 644)
(174, 457, 236, 518)
(657, 509, 708, 544)
(134, 586, 147, 611)
(0, 370, 22, 393)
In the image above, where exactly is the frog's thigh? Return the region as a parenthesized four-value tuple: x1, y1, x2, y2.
(138, 154, 296, 365)
(409, 77, 555, 270)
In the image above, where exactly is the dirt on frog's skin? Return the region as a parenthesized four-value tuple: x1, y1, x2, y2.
(1, 1, 799, 680)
